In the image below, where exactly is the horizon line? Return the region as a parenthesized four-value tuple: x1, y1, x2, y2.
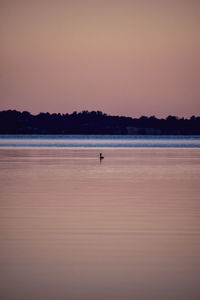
(1, 109, 199, 120)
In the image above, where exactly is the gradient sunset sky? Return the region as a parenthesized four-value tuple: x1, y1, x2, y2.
(1, 0, 199, 117)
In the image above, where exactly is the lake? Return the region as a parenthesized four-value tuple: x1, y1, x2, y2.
(0, 136, 200, 299)
(0, 134, 200, 147)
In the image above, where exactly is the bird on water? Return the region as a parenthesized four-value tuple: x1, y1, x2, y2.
(100, 153, 104, 160)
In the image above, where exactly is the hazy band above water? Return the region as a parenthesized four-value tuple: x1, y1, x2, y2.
(0, 135, 200, 148)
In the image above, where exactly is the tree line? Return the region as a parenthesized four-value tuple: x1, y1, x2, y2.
(0, 110, 199, 135)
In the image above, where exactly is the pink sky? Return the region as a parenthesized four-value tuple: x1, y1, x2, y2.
(0, 0, 200, 117)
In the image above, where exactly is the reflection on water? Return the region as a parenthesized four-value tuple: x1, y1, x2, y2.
(0, 148, 200, 300)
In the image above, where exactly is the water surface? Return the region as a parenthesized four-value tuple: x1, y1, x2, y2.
(0, 148, 200, 300)
(0, 134, 200, 147)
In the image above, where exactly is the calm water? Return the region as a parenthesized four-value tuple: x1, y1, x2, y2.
(0, 146, 200, 300)
(0, 134, 200, 148)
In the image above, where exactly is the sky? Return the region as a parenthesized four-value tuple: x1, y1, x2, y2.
(0, 0, 200, 117)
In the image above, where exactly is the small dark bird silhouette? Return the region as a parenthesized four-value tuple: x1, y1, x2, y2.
(100, 153, 104, 160)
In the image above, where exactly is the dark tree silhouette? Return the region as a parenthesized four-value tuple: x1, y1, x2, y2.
(0, 110, 199, 135)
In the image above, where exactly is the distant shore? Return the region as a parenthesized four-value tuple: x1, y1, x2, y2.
(0, 110, 199, 135)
